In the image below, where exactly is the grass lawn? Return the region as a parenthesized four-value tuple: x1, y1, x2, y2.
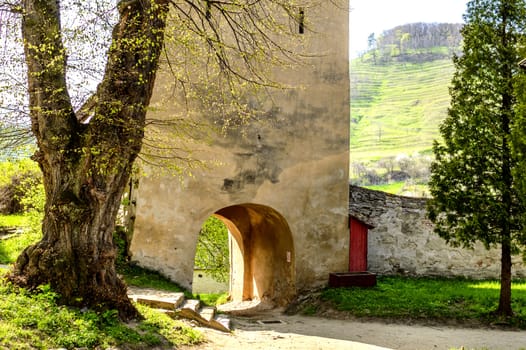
(364, 182, 430, 197)
(0, 214, 28, 228)
(364, 182, 406, 195)
(0, 222, 205, 349)
(0, 214, 40, 265)
(316, 276, 526, 328)
(0, 268, 202, 349)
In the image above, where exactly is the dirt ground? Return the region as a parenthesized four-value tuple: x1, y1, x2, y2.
(128, 286, 525, 350)
(182, 310, 526, 350)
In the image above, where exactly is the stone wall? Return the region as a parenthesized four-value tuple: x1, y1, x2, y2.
(349, 185, 526, 279)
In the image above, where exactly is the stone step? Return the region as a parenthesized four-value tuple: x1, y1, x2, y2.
(177, 298, 201, 313)
(209, 313, 231, 332)
(176, 299, 231, 333)
(175, 299, 203, 321)
(199, 306, 216, 323)
(129, 290, 231, 333)
(0, 226, 22, 239)
(131, 293, 185, 310)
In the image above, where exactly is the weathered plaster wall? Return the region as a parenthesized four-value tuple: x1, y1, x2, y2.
(130, 2, 350, 300)
(350, 185, 526, 278)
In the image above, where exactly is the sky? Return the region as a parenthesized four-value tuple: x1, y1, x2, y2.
(350, 0, 469, 57)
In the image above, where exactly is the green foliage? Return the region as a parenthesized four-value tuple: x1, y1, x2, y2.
(18, 177, 44, 235)
(0, 158, 42, 215)
(318, 276, 526, 328)
(195, 292, 230, 307)
(361, 23, 462, 64)
(120, 263, 189, 295)
(428, 0, 526, 248)
(113, 226, 130, 269)
(427, 0, 526, 316)
(0, 158, 38, 187)
(513, 16, 526, 246)
(0, 159, 45, 264)
(195, 216, 230, 283)
(0, 278, 202, 349)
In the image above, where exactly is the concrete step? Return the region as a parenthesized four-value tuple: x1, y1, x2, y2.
(175, 299, 207, 324)
(131, 293, 185, 310)
(176, 298, 202, 318)
(0, 226, 23, 239)
(209, 313, 231, 332)
(176, 299, 231, 332)
(199, 306, 216, 323)
(129, 291, 231, 333)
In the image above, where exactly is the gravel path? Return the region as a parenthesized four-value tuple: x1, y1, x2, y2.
(182, 310, 526, 350)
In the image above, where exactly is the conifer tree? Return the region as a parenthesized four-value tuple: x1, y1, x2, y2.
(427, 0, 526, 317)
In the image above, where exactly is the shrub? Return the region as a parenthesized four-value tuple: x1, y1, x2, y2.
(0, 159, 42, 215)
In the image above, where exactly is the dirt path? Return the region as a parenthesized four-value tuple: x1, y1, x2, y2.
(183, 310, 526, 350)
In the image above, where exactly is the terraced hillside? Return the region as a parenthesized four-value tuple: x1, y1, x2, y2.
(350, 54, 455, 163)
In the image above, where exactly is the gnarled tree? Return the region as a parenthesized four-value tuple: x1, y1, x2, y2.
(7, 0, 169, 320)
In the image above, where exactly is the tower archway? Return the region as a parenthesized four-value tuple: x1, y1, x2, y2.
(214, 203, 295, 306)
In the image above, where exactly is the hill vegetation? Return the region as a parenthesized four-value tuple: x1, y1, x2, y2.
(350, 22, 463, 196)
(364, 22, 463, 63)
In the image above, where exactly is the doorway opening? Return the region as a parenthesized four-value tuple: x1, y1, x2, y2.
(192, 203, 296, 307)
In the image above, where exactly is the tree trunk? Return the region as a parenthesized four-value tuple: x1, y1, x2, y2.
(8, 0, 168, 320)
(9, 161, 137, 319)
(495, 3, 514, 318)
(497, 238, 513, 317)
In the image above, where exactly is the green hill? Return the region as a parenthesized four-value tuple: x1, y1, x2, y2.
(349, 23, 462, 196)
(350, 52, 455, 163)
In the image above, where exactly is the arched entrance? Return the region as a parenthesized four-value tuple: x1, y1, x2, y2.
(213, 203, 295, 306)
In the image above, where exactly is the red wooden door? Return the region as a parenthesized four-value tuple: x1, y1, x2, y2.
(349, 218, 368, 272)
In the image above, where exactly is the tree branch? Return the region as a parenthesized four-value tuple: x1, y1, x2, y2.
(22, 0, 76, 152)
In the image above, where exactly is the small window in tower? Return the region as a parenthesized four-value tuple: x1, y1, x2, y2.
(298, 8, 305, 34)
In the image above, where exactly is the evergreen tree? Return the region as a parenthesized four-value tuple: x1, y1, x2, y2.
(427, 0, 526, 317)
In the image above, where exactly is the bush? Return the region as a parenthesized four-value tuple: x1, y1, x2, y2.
(0, 159, 42, 215)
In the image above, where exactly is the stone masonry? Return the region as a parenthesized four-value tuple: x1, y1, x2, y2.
(350, 185, 526, 279)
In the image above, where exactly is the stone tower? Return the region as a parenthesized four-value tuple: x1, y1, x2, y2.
(130, 1, 350, 306)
